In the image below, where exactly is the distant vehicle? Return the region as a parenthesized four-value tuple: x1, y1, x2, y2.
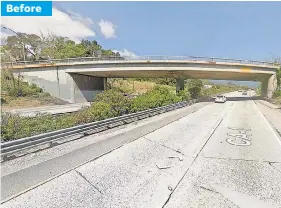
(215, 95, 226, 103)
(242, 91, 247, 95)
(238, 90, 242, 92)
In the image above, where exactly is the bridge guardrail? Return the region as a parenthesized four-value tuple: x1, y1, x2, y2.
(2, 56, 279, 68)
(0, 100, 197, 161)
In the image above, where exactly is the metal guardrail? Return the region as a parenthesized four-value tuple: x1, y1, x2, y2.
(0, 100, 196, 161)
(3, 56, 279, 67)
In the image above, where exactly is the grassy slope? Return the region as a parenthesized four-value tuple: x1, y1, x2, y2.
(272, 90, 281, 106)
(1, 94, 68, 110)
(1, 71, 69, 110)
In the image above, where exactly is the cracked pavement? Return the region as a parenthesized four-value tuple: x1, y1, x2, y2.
(1, 91, 281, 208)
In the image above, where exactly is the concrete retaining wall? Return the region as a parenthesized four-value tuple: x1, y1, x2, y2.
(12, 67, 106, 103)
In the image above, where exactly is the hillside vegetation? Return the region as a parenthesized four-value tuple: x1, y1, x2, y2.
(275, 67, 281, 105)
(1, 33, 122, 109)
(1, 77, 247, 141)
(1, 32, 251, 141)
(1, 69, 68, 110)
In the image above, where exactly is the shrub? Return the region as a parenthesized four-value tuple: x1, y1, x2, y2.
(277, 68, 281, 89)
(1, 86, 189, 141)
(88, 102, 114, 120)
(187, 79, 203, 99)
(177, 90, 191, 101)
(1, 69, 46, 97)
(94, 89, 131, 116)
(130, 86, 182, 112)
(1, 112, 58, 140)
(273, 90, 281, 98)
(1, 113, 21, 140)
(20, 82, 42, 96)
(74, 102, 114, 124)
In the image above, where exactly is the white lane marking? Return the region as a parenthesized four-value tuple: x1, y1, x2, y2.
(226, 138, 251, 146)
(226, 129, 252, 146)
(254, 101, 281, 147)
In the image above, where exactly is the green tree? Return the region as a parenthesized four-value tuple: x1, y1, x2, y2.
(80, 40, 102, 57)
(2, 33, 120, 61)
(187, 79, 203, 99)
(3, 33, 43, 61)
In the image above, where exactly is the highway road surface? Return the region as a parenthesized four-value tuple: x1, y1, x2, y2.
(1, 91, 281, 208)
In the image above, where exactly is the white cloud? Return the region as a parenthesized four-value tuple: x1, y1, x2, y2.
(98, 19, 117, 39)
(66, 10, 94, 27)
(1, 31, 10, 39)
(0, 31, 12, 45)
(112, 49, 137, 57)
(1, 8, 95, 43)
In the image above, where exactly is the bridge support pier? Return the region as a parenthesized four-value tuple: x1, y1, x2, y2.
(261, 74, 277, 98)
(176, 78, 185, 93)
(69, 73, 107, 103)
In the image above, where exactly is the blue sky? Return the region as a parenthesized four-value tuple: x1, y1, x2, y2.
(52, 1, 281, 61)
(1, 2, 280, 62)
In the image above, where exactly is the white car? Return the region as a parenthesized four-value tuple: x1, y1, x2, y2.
(215, 95, 227, 103)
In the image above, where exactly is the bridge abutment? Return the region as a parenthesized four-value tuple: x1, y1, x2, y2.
(69, 73, 107, 103)
(176, 78, 185, 93)
(261, 74, 277, 98)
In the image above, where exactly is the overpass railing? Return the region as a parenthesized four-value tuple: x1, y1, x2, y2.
(2, 56, 279, 67)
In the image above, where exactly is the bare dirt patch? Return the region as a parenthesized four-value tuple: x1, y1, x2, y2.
(1, 94, 69, 111)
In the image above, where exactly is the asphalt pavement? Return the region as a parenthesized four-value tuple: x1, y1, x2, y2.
(1, 91, 281, 208)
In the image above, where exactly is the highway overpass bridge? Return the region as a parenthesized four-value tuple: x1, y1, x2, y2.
(3, 56, 279, 103)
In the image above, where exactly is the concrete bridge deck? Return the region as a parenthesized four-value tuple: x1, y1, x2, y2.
(3, 56, 279, 103)
(4, 56, 279, 69)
